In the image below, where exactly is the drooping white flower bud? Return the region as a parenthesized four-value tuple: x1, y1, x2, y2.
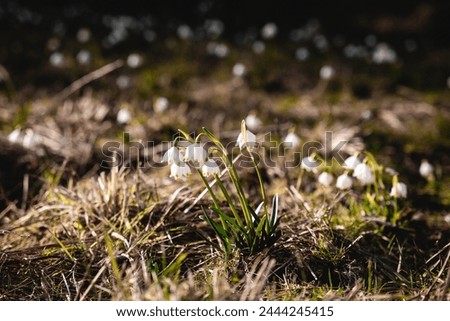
(318, 172, 334, 187)
(336, 173, 353, 190)
(343, 155, 361, 170)
(390, 182, 407, 198)
(163, 146, 183, 165)
(353, 163, 374, 185)
(419, 160, 434, 178)
(202, 160, 221, 177)
(185, 143, 207, 167)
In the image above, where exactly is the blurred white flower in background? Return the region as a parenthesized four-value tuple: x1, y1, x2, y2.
(22, 129, 40, 149)
(49, 52, 65, 67)
(116, 75, 131, 89)
(154, 97, 169, 113)
(252, 41, 266, 54)
(232, 63, 246, 77)
(372, 43, 397, 64)
(295, 47, 309, 61)
(261, 22, 278, 40)
(320, 65, 335, 80)
(116, 108, 131, 124)
(419, 160, 434, 179)
(318, 172, 334, 187)
(204, 19, 224, 39)
(336, 173, 353, 190)
(76, 28, 91, 43)
(177, 24, 193, 40)
(76, 50, 92, 65)
(8, 128, 21, 144)
(283, 132, 301, 148)
(244, 113, 262, 131)
(127, 53, 143, 68)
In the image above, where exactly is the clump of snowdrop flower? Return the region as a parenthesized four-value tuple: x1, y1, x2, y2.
(163, 119, 280, 256)
(336, 173, 353, 190)
(318, 172, 334, 187)
(390, 181, 407, 199)
(353, 163, 374, 185)
(343, 154, 361, 170)
(301, 156, 319, 172)
(419, 159, 434, 179)
(116, 108, 131, 124)
(283, 132, 301, 148)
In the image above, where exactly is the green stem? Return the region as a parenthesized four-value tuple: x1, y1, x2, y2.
(197, 169, 227, 231)
(248, 147, 267, 217)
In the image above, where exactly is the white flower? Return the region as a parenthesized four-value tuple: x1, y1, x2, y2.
(202, 160, 220, 177)
(170, 162, 191, 180)
(236, 120, 257, 150)
(353, 163, 374, 185)
(301, 156, 319, 172)
(22, 129, 40, 149)
(318, 172, 334, 187)
(185, 143, 207, 167)
(419, 160, 434, 178)
(154, 97, 169, 113)
(336, 173, 353, 190)
(343, 155, 361, 170)
(163, 146, 183, 165)
(127, 53, 143, 68)
(390, 182, 407, 198)
(245, 113, 262, 131)
(283, 132, 301, 148)
(116, 108, 131, 124)
(8, 128, 21, 143)
(261, 22, 278, 40)
(232, 63, 246, 77)
(320, 65, 335, 80)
